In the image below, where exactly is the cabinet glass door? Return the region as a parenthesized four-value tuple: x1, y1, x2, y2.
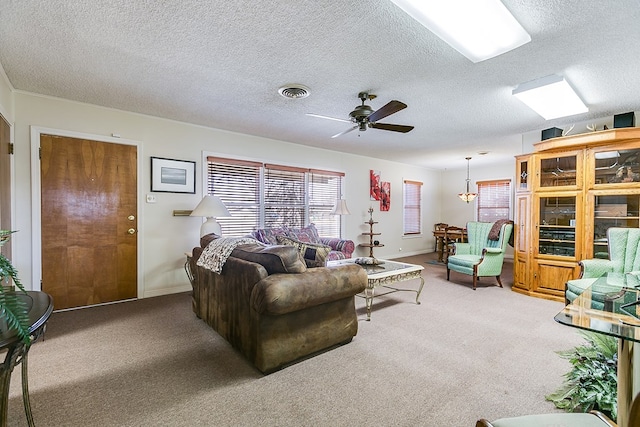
(593, 194, 640, 258)
(516, 157, 530, 192)
(539, 155, 577, 188)
(539, 196, 576, 257)
(594, 148, 640, 185)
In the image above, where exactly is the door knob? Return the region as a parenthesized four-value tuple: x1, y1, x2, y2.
(128, 215, 135, 221)
(128, 228, 136, 235)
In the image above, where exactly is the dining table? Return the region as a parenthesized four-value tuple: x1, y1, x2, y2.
(432, 228, 467, 262)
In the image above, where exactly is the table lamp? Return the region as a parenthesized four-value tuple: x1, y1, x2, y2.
(331, 198, 351, 215)
(190, 195, 230, 237)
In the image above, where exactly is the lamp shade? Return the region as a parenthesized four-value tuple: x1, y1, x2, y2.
(331, 199, 351, 215)
(190, 196, 230, 236)
(190, 195, 230, 218)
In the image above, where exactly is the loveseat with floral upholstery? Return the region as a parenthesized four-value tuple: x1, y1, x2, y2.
(250, 224, 354, 266)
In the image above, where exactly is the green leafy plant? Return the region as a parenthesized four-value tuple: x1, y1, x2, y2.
(0, 230, 31, 343)
(546, 330, 618, 421)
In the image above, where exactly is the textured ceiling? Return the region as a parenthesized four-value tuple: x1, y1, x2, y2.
(1, 0, 640, 169)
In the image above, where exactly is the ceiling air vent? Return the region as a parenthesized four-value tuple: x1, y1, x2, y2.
(278, 84, 310, 99)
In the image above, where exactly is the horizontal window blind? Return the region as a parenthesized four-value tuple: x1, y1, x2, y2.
(477, 179, 511, 223)
(206, 157, 344, 237)
(309, 170, 344, 237)
(403, 180, 422, 235)
(264, 165, 306, 229)
(207, 157, 261, 237)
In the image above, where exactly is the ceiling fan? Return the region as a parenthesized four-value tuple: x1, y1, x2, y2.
(307, 92, 414, 138)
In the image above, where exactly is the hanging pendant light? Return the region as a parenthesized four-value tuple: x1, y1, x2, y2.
(458, 157, 478, 203)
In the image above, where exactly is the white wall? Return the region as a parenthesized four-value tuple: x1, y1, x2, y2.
(8, 91, 439, 297)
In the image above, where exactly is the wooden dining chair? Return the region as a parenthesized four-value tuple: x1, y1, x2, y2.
(443, 226, 464, 263)
(434, 223, 448, 231)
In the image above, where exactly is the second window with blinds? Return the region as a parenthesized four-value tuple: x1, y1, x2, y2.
(476, 179, 512, 222)
(403, 180, 422, 236)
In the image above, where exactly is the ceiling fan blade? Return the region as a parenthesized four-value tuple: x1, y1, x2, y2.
(331, 125, 358, 138)
(306, 113, 351, 123)
(369, 123, 414, 133)
(367, 100, 407, 123)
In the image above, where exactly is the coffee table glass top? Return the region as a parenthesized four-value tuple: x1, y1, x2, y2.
(554, 273, 640, 343)
(328, 259, 423, 277)
(358, 260, 421, 276)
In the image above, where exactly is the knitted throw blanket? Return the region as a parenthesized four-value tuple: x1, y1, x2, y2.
(197, 237, 260, 274)
(488, 219, 513, 241)
(488, 219, 514, 247)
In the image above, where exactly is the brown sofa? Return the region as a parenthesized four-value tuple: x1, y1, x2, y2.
(189, 234, 367, 374)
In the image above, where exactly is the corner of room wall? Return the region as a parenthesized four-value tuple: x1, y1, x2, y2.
(0, 62, 15, 123)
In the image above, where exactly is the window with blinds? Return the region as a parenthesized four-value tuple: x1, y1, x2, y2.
(206, 157, 343, 238)
(477, 179, 511, 222)
(403, 180, 422, 235)
(206, 157, 261, 237)
(309, 170, 343, 238)
(264, 164, 306, 229)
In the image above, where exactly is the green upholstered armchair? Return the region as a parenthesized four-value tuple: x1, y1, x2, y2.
(566, 227, 640, 308)
(446, 221, 513, 290)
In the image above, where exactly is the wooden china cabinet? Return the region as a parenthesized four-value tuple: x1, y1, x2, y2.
(513, 127, 640, 301)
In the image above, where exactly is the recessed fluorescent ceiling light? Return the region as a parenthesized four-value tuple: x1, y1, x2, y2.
(389, 0, 531, 63)
(512, 75, 588, 120)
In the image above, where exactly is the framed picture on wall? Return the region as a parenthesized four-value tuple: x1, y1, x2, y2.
(150, 157, 196, 193)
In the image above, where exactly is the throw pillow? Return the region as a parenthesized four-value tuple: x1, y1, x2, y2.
(251, 227, 289, 245)
(276, 235, 331, 267)
(287, 223, 321, 244)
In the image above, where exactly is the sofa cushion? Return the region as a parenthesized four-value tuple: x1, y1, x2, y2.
(276, 235, 331, 267)
(251, 264, 367, 315)
(231, 243, 307, 274)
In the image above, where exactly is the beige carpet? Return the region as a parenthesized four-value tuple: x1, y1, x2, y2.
(7, 253, 582, 426)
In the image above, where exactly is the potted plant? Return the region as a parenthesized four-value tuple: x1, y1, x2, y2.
(546, 330, 618, 421)
(0, 230, 31, 343)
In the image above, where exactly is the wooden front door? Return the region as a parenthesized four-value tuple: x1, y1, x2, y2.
(40, 134, 137, 310)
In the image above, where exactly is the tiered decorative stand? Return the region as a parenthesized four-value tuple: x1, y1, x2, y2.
(359, 207, 383, 257)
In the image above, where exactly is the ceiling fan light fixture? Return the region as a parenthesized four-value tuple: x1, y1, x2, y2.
(278, 84, 310, 99)
(512, 75, 588, 120)
(389, 0, 530, 63)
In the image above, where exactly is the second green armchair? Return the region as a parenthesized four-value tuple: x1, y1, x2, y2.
(566, 227, 640, 308)
(447, 221, 513, 290)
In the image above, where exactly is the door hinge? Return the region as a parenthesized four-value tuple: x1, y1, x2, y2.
(8, 143, 13, 155)
(39, 147, 41, 159)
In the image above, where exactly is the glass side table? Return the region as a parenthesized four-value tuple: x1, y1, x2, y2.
(554, 274, 640, 427)
(0, 291, 53, 427)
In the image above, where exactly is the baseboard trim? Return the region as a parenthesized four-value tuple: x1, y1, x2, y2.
(143, 284, 192, 298)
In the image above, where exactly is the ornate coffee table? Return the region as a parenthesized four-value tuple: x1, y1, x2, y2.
(328, 259, 424, 321)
